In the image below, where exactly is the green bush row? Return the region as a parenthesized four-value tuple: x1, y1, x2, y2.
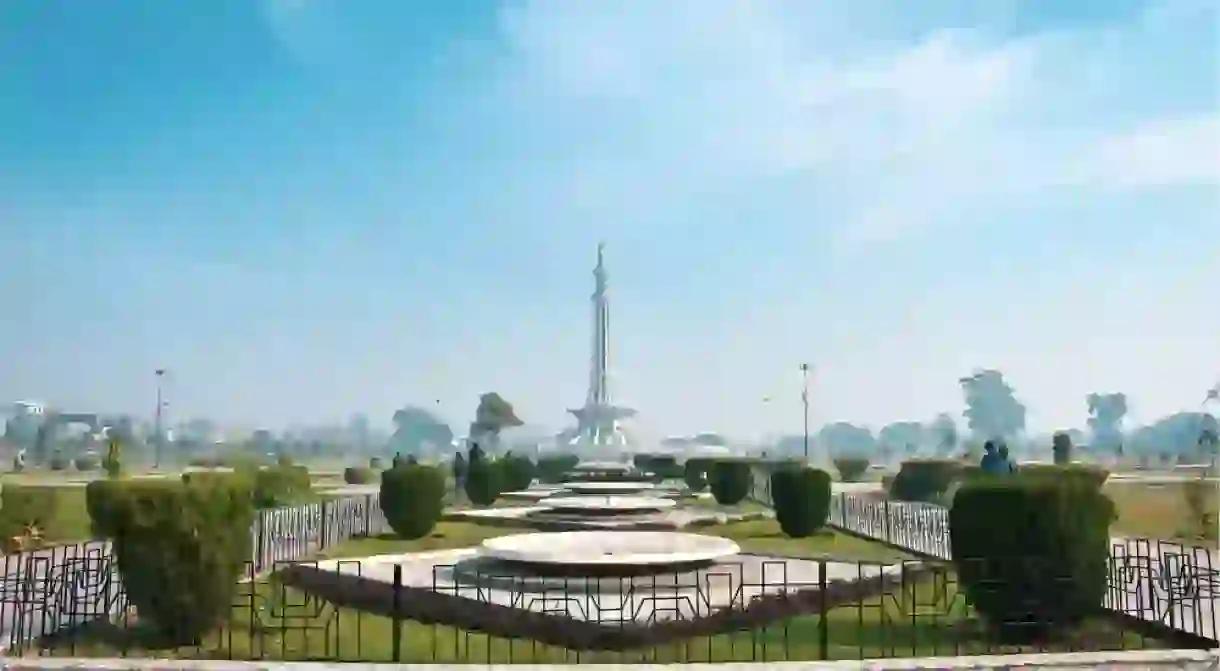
(536, 454, 580, 484)
(889, 459, 963, 504)
(44, 453, 102, 471)
(632, 454, 683, 480)
(950, 474, 1114, 643)
(380, 463, 446, 539)
(683, 458, 713, 492)
(771, 465, 832, 537)
(86, 477, 255, 645)
(709, 460, 752, 505)
(833, 457, 870, 482)
(180, 463, 313, 510)
(344, 467, 378, 485)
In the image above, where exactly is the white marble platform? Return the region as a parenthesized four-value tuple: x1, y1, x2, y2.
(480, 531, 739, 566)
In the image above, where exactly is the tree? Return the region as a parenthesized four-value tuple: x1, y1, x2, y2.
(468, 393, 523, 454)
(390, 406, 454, 457)
(1086, 393, 1128, 456)
(930, 413, 958, 457)
(877, 422, 925, 457)
(815, 423, 876, 457)
(960, 370, 1026, 443)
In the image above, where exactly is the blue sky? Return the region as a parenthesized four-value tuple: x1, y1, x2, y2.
(1, 0, 1216, 439)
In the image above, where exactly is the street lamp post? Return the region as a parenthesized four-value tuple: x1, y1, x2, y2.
(154, 369, 166, 469)
(800, 363, 811, 461)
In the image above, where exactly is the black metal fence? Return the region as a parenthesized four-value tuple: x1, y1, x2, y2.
(747, 472, 1219, 644)
(3, 553, 1192, 663)
(0, 493, 388, 651)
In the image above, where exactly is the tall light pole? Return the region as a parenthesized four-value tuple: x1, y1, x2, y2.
(800, 363, 811, 461)
(154, 368, 166, 469)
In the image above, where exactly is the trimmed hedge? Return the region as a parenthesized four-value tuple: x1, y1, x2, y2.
(709, 460, 752, 506)
(889, 459, 963, 503)
(537, 454, 580, 484)
(464, 458, 502, 506)
(949, 476, 1114, 642)
(251, 464, 312, 508)
(182, 465, 312, 509)
(1051, 432, 1073, 465)
(48, 453, 69, 471)
(770, 466, 832, 537)
(369, 457, 385, 470)
(500, 455, 537, 492)
(633, 454, 683, 480)
(344, 466, 377, 485)
(380, 463, 447, 539)
(85, 479, 126, 538)
(833, 457, 870, 482)
(74, 453, 101, 471)
(683, 458, 712, 493)
(87, 478, 255, 645)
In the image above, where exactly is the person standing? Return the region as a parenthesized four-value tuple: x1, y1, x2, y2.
(997, 443, 1017, 474)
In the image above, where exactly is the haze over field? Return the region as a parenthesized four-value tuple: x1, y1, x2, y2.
(1, 0, 1216, 442)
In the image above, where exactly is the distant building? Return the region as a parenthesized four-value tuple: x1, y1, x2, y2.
(13, 400, 46, 416)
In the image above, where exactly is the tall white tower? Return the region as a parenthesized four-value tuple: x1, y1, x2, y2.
(567, 243, 635, 451)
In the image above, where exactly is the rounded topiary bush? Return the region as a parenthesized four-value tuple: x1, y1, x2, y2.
(634, 454, 682, 480)
(379, 463, 446, 539)
(709, 460, 752, 506)
(93, 478, 254, 645)
(74, 453, 101, 472)
(344, 466, 377, 485)
(889, 459, 963, 503)
(683, 458, 712, 493)
(833, 457, 870, 482)
(48, 453, 69, 471)
(770, 466, 833, 538)
(1051, 431, 1073, 465)
(499, 454, 536, 492)
(536, 454, 580, 484)
(464, 458, 502, 506)
(949, 477, 1114, 642)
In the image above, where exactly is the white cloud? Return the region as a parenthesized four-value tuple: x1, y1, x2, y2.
(488, 0, 1218, 248)
(1072, 116, 1220, 189)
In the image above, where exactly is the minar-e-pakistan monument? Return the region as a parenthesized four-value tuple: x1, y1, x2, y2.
(566, 243, 636, 452)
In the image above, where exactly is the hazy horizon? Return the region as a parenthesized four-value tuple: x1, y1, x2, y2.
(2, 0, 1216, 439)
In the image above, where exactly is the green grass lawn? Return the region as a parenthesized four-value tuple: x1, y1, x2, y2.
(29, 520, 1167, 662)
(1104, 481, 1219, 547)
(316, 520, 914, 563)
(0, 484, 93, 546)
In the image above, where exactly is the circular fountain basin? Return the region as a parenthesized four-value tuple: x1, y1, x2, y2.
(542, 495, 676, 515)
(480, 530, 740, 566)
(500, 489, 556, 502)
(570, 461, 634, 474)
(563, 481, 656, 495)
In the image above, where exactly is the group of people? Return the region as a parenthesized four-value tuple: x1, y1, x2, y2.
(980, 440, 1018, 475)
